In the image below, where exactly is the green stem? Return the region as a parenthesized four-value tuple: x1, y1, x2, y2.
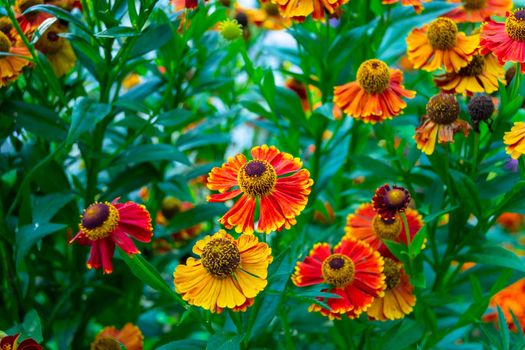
(400, 212, 411, 247)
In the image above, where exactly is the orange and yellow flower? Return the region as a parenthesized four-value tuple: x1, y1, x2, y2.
(15, 0, 51, 33)
(504, 122, 525, 159)
(406, 17, 478, 72)
(497, 212, 525, 233)
(207, 145, 313, 234)
(292, 237, 386, 320)
(35, 21, 76, 77)
(444, 0, 512, 23)
(91, 323, 143, 350)
(245, 0, 291, 30)
(367, 258, 416, 320)
(382, 0, 428, 14)
(0, 31, 31, 88)
(70, 199, 153, 274)
(484, 278, 525, 332)
(270, 0, 348, 21)
(333, 59, 415, 124)
(173, 230, 272, 313)
(0, 334, 41, 350)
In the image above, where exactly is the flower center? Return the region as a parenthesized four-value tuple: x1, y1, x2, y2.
(79, 202, 120, 241)
(426, 93, 459, 125)
(0, 31, 12, 53)
(16, 0, 44, 13)
(357, 59, 391, 94)
(263, 2, 280, 17)
(463, 0, 486, 10)
(219, 19, 242, 41)
(505, 9, 525, 42)
(321, 254, 355, 288)
(35, 24, 65, 54)
(458, 54, 485, 77)
(238, 160, 277, 197)
(427, 17, 458, 50)
(468, 94, 494, 121)
(383, 258, 402, 290)
(372, 214, 402, 241)
(201, 238, 241, 279)
(235, 12, 248, 28)
(91, 337, 121, 350)
(0, 17, 13, 34)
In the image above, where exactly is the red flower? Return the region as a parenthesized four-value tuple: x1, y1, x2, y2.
(0, 334, 41, 350)
(70, 199, 153, 274)
(372, 184, 411, 220)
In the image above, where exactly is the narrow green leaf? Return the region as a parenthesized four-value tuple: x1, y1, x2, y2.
(95, 26, 139, 38)
(16, 223, 66, 263)
(497, 305, 510, 350)
(67, 98, 111, 144)
(112, 144, 190, 167)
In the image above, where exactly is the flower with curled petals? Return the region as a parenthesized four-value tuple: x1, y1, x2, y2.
(372, 184, 412, 221)
(207, 145, 313, 234)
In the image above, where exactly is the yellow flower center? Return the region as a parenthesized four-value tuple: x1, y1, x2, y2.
(201, 238, 240, 279)
(79, 202, 120, 241)
(505, 9, 525, 42)
(357, 59, 391, 94)
(263, 2, 280, 17)
(383, 258, 402, 290)
(161, 196, 182, 220)
(35, 25, 65, 54)
(0, 17, 13, 34)
(321, 254, 355, 288)
(372, 214, 402, 240)
(458, 54, 485, 76)
(0, 31, 12, 53)
(90, 337, 121, 350)
(238, 160, 277, 197)
(219, 19, 243, 41)
(427, 17, 458, 50)
(386, 189, 407, 206)
(426, 93, 459, 125)
(463, 0, 486, 10)
(16, 0, 44, 13)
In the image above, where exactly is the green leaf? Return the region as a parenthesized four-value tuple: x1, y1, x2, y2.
(161, 203, 226, 236)
(112, 144, 190, 167)
(32, 193, 75, 223)
(157, 340, 207, 350)
(95, 26, 139, 38)
(409, 225, 427, 258)
(67, 98, 111, 144)
(129, 24, 173, 58)
(24, 4, 92, 36)
(11, 101, 68, 141)
(497, 305, 510, 350)
(16, 223, 66, 263)
(465, 245, 525, 273)
(21, 310, 43, 343)
(206, 334, 243, 350)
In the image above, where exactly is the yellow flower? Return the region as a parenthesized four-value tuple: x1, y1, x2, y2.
(0, 31, 31, 87)
(504, 122, 525, 159)
(35, 21, 76, 77)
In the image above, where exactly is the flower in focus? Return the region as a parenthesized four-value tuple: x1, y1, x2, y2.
(434, 53, 505, 95)
(367, 258, 416, 320)
(207, 145, 313, 234)
(219, 18, 243, 41)
(35, 21, 76, 77)
(245, 0, 291, 30)
(504, 122, 525, 159)
(372, 184, 412, 221)
(70, 199, 153, 274)
(414, 93, 471, 155)
(345, 203, 423, 259)
(484, 278, 525, 332)
(333, 59, 415, 124)
(497, 212, 525, 233)
(444, 0, 512, 23)
(480, 9, 525, 73)
(91, 323, 143, 350)
(406, 17, 478, 72)
(382, 0, 429, 14)
(0, 31, 31, 88)
(467, 94, 495, 132)
(0, 334, 41, 350)
(173, 230, 272, 313)
(271, 0, 348, 21)
(292, 237, 385, 320)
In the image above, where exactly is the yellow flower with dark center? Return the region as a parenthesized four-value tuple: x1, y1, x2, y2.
(357, 59, 390, 94)
(219, 19, 243, 41)
(427, 17, 458, 50)
(0, 17, 13, 34)
(0, 31, 31, 88)
(35, 21, 76, 77)
(504, 122, 525, 159)
(321, 254, 355, 288)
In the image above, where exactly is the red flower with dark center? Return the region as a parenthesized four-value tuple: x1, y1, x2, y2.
(372, 184, 411, 220)
(0, 334, 42, 350)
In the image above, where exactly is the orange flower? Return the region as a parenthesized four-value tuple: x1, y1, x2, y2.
(497, 212, 525, 233)
(484, 279, 525, 332)
(367, 258, 416, 320)
(15, 0, 51, 33)
(245, 0, 291, 30)
(382, 0, 428, 14)
(0, 31, 31, 88)
(271, 0, 348, 21)
(503, 122, 525, 159)
(444, 0, 512, 23)
(207, 145, 313, 234)
(91, 323, 143, 350)
(292, 237, 386, 320)
(414, 93, 471, 155)
(285, 77, 309, 111)
(34, 21, 76, 77)
(333, 59, 415, 124)
(406, 17, 478, 72)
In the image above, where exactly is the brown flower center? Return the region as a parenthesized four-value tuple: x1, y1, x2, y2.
(383, 258, 402, 290)
(16, 0, 44, 13)
(91, 337, 121, 350)
(463, 0, 486, 10)
(426, 93, 459, 125)
(161, 196, 182, 220)
(201, 238, 240, 279)
(506, 9, 525, 42)
(79, 202, 120, 240)
(0, 17, 13, 34)
(321, 254, 355, 288)
(238, 160, 277, 197)
(458, 54, 485, 76)
(235, 12, 248, 28)
(468, 94, 494, 121)
(0, 31, 12, 53)
(427, 17, 458, 50)
(357, 59, 391, 94)
(35, 23, 66, 54)
(263, 2, 280, 17)
(372, 214, 402, 241)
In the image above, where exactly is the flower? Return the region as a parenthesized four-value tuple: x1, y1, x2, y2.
(406, 17, 478, 72)
(497, 212, 525, 233)
(484, 278, 525, 332)
(35, 21, 76, 77)
(434, 53, 505, 95)
(122, 73, 141, 90)
(345, 203, 423, 259)
(0, 16, 13, 34)
(173, 230, 272, 313)
(0, 31, 31, 88)
(0, 334, 42, 350)
(292, 237, 385, 320)
(218, 19, 243, 41)
(172, 0, 198, 10)
(467, 94, 495, 132)
(91, 323, 143, 350)
(70, 199, 153, 274)
(504, 122, 525, 159)
(155, 197, 203, 247)
(444, 0, 512, 23)
(207, 145, 313, 234)
(44, 0, 82, 10)
(271, 0, 348, 21)
(15, 0, 50, 32)
(367, 258, 416, 320)
(414, 93, 471, 155)
(372, 184, 412, 221)
(480, 9, 525, 73)
(333, 59, 415, 124)
(382, 0, 428, 14)
(245, 0, 291, 30)
(286, 77, 310, 111)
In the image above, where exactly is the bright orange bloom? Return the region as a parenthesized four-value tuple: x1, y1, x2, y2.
(367, 258, 416, 320)
(480, 9, 525, 73)
(292, 237, 385, 320)
(382, 0, 428, 14)
(333, 59, 415, 124)
(444, 0, 512, 23)
(0, 31, 31, 87)
(504, 122, 525, 159)
(497, 212, 525, 233)
(406, 17, 478, 72)
(173, 230, 272, 313)
(345, 203, 424, 259)
(91, 323, 143, 350)
(484, 278, 525, 332)
(207, 145, 313, 234)
(245, 0, 291, 30)
(271, 0, 348, 21)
